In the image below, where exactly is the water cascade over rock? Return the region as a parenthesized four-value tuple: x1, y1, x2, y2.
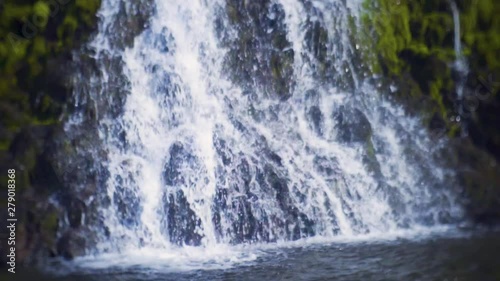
(63, 0, 464, 258)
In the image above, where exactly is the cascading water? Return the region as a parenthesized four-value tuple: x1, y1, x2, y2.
(449, 0, 468, 100)
(67, 0, 464, 269)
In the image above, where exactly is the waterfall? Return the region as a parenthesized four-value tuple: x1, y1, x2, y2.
(449, 0, 468, 99)
(68, 0, 463, 268)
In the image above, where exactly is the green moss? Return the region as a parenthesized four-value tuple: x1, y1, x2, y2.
(41, 211, 58, 234)
(0, 1, 101, 252)
(37, 209, 59, 253)
(366, 138, 375, 158)
(359, 0, 412, 75)
(359, 0, 457, 75)
(357, 0, 500, 220)
(462, 0, 500, 72)
(0, 1, 101, 264)
(358, 0, 500, 137)
(0, 0, 101, 158)
(33, 1, 50, 28)
(429, 79, 445, 117)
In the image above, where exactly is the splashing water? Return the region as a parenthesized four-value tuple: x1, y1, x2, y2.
(67, 0, 464, 270)
(449, 0, 468, 99)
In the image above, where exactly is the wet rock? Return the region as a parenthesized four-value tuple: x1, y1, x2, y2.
(66, 199, 86, 229)
(224, 0, 294, 99)
(211, 157, 317, 243)
(304, 17, 330, 79)
(214, 137, 232, 166)
(31, 153, 64, 194)
(438, 210, 452, 224)
(333, 105, 373, 144)
(164, 142, 198, 186)
(442, 139, 500, 224)
(161, 143, 207, 245)
(362, 139, 383, 178)
(257, 165, 315, 240)
(57, 230, 87, 260)
(266, 150, 283, 167)
(314, 156, 338, 178)
(113, 184, 142, 228)
(229, 197, 258, 244)
(107, 0, 155, 50)
(212, 159, 261, 243)
(322, 196, 341, 235)
(308, 106, 324, 136)
(162, 190, 202, 246)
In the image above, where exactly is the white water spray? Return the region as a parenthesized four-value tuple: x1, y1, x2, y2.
(72, 0, 463, 269)
(449, 0, 468, 99)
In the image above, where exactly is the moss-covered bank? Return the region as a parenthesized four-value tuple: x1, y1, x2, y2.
(0, 0, 101, 266)
(358, 0, 500, 222)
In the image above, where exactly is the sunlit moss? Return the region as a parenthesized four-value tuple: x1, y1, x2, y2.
(461, 0, 500, 73)
(358, 0, 500, 129)
(0, 0, 101, 155)
(358, 0, 500, 217)
(41, 211, 59, 247)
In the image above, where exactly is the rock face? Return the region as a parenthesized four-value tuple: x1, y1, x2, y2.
(211, 162, 318, 244)
(161, 143, 203, 246)
(359, 0, 500, 223)
(333, 106, 373, 144)
(0, 0, 157, 267)
(163, 190, 203, 246)
(224, 0, 294, 100)
(56, 231, 88, 260)
(161, 140, 318, 245)
(442, 139, 500, 224)
(0, 0, 105, 266)
(163, 143, 199, 187)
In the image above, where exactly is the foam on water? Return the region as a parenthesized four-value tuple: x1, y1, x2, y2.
(67, 225, 461, 273)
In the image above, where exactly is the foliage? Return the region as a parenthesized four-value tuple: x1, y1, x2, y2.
(358, 0, 500, 220)
(0, 0, 101, 152)
(0, 0, 100, 265)
(358, 0, 500, 132)
(461, 0, 500, 73)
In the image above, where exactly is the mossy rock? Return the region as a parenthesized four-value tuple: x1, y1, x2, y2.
(358, 0, 500, 222)
(223, 0, 294, 100)
(0, 0, 102, 266)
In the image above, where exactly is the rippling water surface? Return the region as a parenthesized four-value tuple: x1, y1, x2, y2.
(12, 230, 500, 281)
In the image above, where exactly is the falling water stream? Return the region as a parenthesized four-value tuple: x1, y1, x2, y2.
(449, 0, 468, 100)
(97, 0, 461, 246)
(82, 0, 459, 264)
(22, 0, 500, 280)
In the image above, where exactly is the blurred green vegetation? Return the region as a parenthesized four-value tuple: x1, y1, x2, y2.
(0, 0, 101, 152)
(0, 0, 100, 264)
(358, 0, 499, 128)
(360, 0, 500, 75)
(358, 0, 500, 220)
(0, 0, 101, 196)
